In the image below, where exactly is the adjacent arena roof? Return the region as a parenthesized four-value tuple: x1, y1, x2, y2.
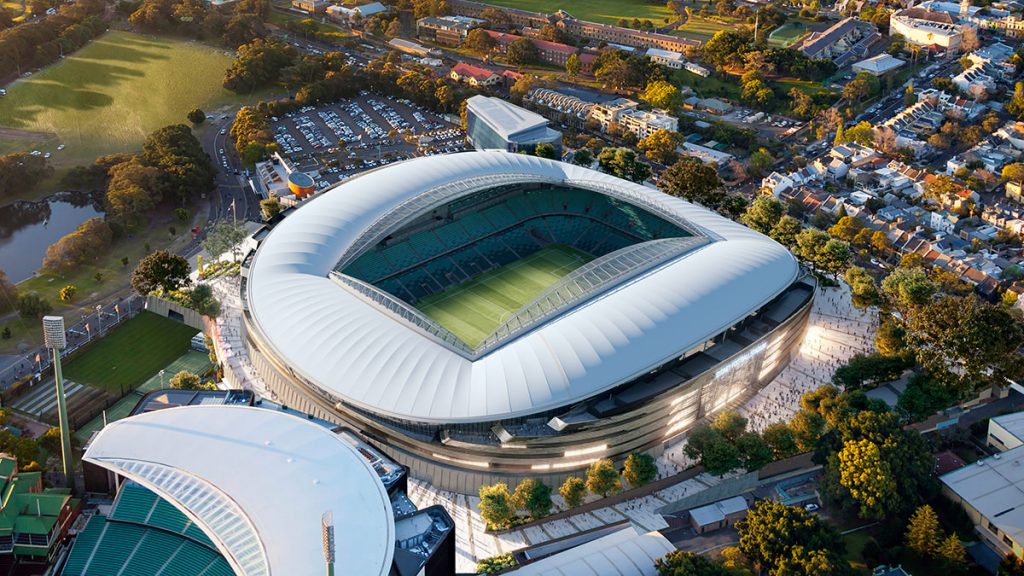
(83, 406, 395, 576)
(245, 152, 800, 424)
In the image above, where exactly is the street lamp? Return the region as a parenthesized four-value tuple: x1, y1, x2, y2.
(95, 304, 103, 333)
(159, 369, 166, 388)
(42, 316, 73, 487)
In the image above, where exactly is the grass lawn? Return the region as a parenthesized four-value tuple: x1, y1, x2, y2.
(474, 0, 674, 26)
(843, 531, 873, 574)
(268, 11, 352, 42)
(136, 350, 213, 393)
(417, 244, 591, 346)
(673, 14, 738, 42)
(0, 31, 265, 166)
(674, 69, 741, 100)
(63, 311, 200, 394)
(777, 78, 838, 99)
(72, 391, 141, 443)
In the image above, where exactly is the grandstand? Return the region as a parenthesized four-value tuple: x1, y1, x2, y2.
(244, 152, 813, 493)
(62, 483, 232, 576)
(338, 184, 693, 347)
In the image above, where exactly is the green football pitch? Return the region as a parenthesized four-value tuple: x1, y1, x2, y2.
(417, 245, 592, 347)
(63, 311, 201, 394)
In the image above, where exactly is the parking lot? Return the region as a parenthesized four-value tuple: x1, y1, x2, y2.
(268, 92, 466, 189)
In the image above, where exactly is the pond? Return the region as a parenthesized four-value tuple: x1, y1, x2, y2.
(0, 192, 105, 284)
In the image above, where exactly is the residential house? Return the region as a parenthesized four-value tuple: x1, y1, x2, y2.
(449, 62, 501, 86)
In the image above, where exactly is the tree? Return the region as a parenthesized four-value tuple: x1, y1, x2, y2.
(881, 267, 936, 319)
(58, 285, 78, 303)
(506, 37, 539, 66)
(643, 80, 682, 110)
(638, 129, 680, 164)
(512, 478, 552, 519)
(169, 370, 214, 390)
(106, 159, 162, 224)
(571, 148, 592, 166)
(838, 439, 897, 519)
(202, 221, 248, 262)
(476, 553, 516, 574)
(223, 38, 296, 93)
(736, 432, 773, 471)
(770, 216, 801, 248)
(189, 283, 222, 318)
(748, 148, 774, 176)
(659, 157, 724, 207)
(597, 147, 650, 182)
(1003, 162, 1024, 186)
(478, 483, 515, 529)
(937, 533, 966, 568)
(685, 425, 741, 475)
(840, 121, 874, 146)
(142, 124, 216, 204)
(789, 88, 816, 119)
(742, 196, 784, 235)
(906, 295, 1024, 392)
(187, 108, 206, 124)
(1009, 82, 1024, 120)
(623, 452, 657, 487)
(763, 422, 798, 458)
(905, 504, 942, 559)
(585, 459, 620, 497)
(464, 27, 496, 54)
(260, 197, 281, 220)
(923, 173, 958, 202)
(736, 500, 848, 576)
(713, 410, 748, 442)
(0, 269, 17, 315)
(16, 293, 52, 319)
(43, 218, 113, 271)
(559, 476, 587, 508)
(565, 52, 581, 79)
(845, 266, 880, 309)
(131, 250, 191, 295)
(655, 550, 731, 576)
(790, 409, 825, 452)
(533, 142, 556, 159)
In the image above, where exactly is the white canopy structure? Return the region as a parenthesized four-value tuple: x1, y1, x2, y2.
(83, 406, 395, 576)
(245, 152, 799, 424)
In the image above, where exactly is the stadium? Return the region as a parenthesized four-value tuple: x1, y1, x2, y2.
(242, 152, 814, 493)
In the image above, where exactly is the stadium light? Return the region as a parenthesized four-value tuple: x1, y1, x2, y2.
(42, 316, 73, 487)
(321, 510, 335, 576)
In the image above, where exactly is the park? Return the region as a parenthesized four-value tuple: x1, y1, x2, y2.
(0, 30, 254, 166)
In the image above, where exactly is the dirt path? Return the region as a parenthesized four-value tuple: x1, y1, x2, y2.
(0, 127, 54, 142)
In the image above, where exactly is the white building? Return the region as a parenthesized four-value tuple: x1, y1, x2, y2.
(889, 7, 973, 51)
(852, 53, 906, 76)
(988, 411, 1024, 451)
(942, 444, 1024, 559)
(645, 47, 685, 69)
(590, 98, 678, 138)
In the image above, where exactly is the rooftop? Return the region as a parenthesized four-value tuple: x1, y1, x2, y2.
(83, 406, 396, 576)
(941, 444, 1024, 550)
(245, 152, 799, 424)
(466, 95, 551, 140)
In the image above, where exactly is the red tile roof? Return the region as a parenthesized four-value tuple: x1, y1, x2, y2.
(451, 62, 498, 81)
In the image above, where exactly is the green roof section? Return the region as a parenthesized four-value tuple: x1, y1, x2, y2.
(0, 456, 79, 562)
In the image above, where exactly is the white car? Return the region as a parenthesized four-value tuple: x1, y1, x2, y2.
(56, 144, 65, 151)
(804, 503, 819, 512)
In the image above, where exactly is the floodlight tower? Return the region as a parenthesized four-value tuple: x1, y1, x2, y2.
(322, 511, 335, 576)
(42, 316, 73, 486)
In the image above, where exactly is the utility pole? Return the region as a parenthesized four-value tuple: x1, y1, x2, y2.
(42, 316, 73, 488)
(322, 511, 335, 576)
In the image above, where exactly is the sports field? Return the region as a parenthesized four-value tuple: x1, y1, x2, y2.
(478, 0, 674, 26)
(0, 31, 263, 165)
(417, 245, 591, 346)
(768, 23, 809, 47)
(673, 14, 739, 42)
(64, 311, 200, 394)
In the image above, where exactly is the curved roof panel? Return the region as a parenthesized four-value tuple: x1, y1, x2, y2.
(83, 406, 395, 576)
(245, 152, 800, 423)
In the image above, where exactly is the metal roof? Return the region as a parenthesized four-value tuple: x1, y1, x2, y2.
(245, 152, 800, 424)
(941, 445, 1024, 550)
(466, 95, 551, 140)
(509, 524, 674, 575)
(83, 406, 395, 576)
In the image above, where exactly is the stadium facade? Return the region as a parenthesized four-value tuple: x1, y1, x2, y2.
(241, 152, 814, 493)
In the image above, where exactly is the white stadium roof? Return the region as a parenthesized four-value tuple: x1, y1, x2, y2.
(510, 524, 674, 575)
(245, 152, 799, 424)
(83, 406, 395, 576)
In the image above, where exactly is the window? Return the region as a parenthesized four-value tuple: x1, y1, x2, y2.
(988, 520, 999, 534)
